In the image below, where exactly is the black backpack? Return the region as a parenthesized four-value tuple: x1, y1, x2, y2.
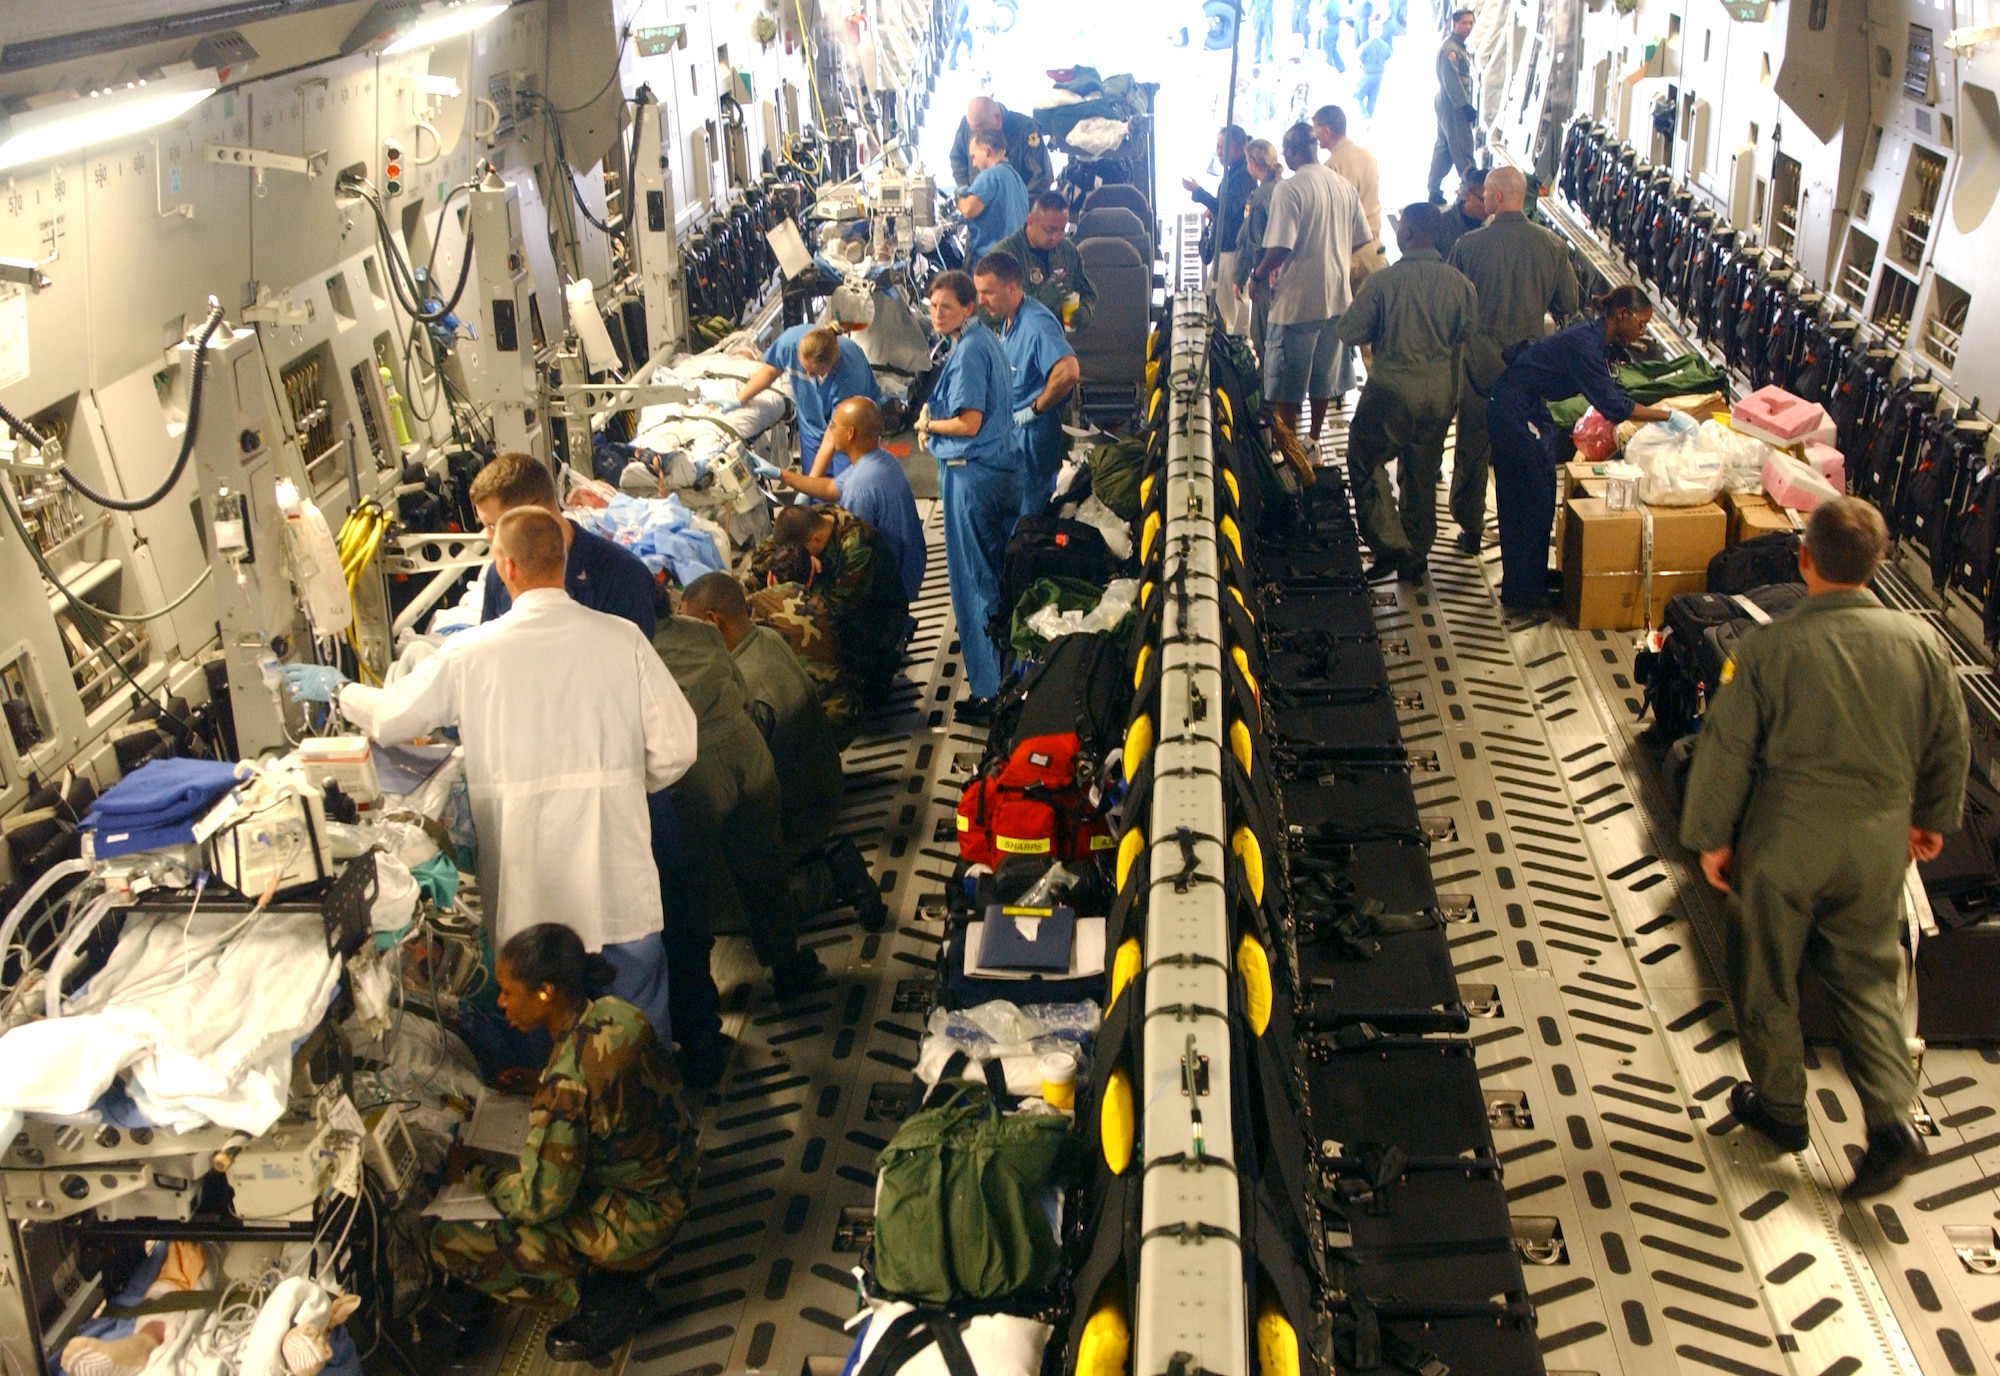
(990, 630, 1133, 780)
(998, 515, 1115, 636)
(1859, 380, 1940, 510)
(1920, 771, 2000, 926)
(1636, 583, 1807, 742)
(1705, 531, 1804, 594)
(1953, 466, 2000, 611)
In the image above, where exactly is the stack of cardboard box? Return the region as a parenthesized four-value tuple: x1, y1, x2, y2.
(1721, 489, 1803, 544)
(1560, 497, 1728, 630)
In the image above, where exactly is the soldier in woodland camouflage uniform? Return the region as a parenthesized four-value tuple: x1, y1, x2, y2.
(747, 581, 846, 718)
(430, 927, 698, 1324)
(754, 506, 908, 699)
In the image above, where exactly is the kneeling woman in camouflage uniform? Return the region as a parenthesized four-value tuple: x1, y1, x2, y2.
(431, 924, 699, 1361)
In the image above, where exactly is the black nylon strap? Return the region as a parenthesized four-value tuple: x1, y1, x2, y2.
(1146, 950, 1231, 976)
(926, 1314, 981, 1376)
(851, 1310, 982, 1376)
(1141, 1219, 1242, 1246)
(853, 1313, 934, 1376)
(1328, 1233, 1515, 1266)
(1143, 1150, 1238, 1177)
(1143, 1002, 1229, 1023)
(927, 1050, 1013, 1110)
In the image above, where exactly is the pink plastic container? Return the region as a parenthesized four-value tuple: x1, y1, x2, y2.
(1764, 452, 1840, 511)
(1733, 386, 1826, 445)
(1803, 440, 1845, 493)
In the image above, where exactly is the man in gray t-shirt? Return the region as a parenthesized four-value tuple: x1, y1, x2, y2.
(1248, 122, 1371, 442)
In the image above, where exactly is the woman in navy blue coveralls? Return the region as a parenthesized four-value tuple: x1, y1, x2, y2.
(1487, 285, 1674, 617)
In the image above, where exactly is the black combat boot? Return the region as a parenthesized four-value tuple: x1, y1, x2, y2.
(1842, 1122, 1927, 1200)
(545, 1270, 655, 1363)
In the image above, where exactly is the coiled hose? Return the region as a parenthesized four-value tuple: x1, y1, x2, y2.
(29, 300, 228, 512)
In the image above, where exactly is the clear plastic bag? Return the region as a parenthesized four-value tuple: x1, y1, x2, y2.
(916, 1000, 1101, 1094)
(1700, 419, 1778, 493)
(928, 999, 1101, 1048)
(1626, 420, 1724, 506)
(1024, 578, 1139, 644)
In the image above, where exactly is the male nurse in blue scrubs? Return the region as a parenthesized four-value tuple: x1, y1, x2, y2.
(955, 130, 1030, 263)
(973, 250, 1078, 518)
(772, 396, 927, 602)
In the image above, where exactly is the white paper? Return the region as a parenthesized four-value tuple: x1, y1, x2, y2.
(767, 219, 812, 280)
(464, 1091, 534, 1159)
(0, 283, 27, 391)
(421, 1181, 503, 1222)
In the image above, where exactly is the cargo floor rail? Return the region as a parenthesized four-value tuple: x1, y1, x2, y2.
(1132, 293, 1248, 1374)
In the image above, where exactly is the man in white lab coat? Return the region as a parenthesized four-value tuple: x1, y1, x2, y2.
(296, 508, 698, 1047)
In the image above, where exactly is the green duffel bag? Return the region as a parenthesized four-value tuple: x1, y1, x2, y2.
(1088, 437, 1146, 521)
(1547, 353, 1729, 427)
(871, 1079, 1075, 1303)
(1009, 574, 1115, 657)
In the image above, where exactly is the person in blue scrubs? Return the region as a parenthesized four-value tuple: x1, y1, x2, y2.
(773, 396, 927, 601)
(917, 270, 1018, 724)
(462, 454, 701, 1077)
(1488, 284, 1674, 625)
(955, 131, 1030, 263)
(973, 250, 1079, 518)
(737, 323, 882, 477)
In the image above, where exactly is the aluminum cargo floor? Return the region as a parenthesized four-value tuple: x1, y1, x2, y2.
(446, 461, 2000, 1376)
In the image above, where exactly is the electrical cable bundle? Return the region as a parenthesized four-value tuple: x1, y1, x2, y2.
(335, 501, 388, 685)
(345, 177, 477, 327)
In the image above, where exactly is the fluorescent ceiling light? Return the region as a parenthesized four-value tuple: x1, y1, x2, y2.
(0, 67, 217, 175)
(382, 2, 512, 54)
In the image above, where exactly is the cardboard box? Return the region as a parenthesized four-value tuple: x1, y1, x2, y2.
(1552, 475, 1611, 557)
(1614, 391, 1729, 446)
(1561, 497, 1727, 630)
(1565, 461, 1610, 496)
(1723, 490, 1802, 544)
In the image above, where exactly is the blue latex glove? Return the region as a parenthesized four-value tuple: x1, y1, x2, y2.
(751, 456, 782, 480)
(281, 663, 349, 703)
(1013, 405, 1037, 426)
(1662, 410, 1698, 435)
(716, 397, 742, 412)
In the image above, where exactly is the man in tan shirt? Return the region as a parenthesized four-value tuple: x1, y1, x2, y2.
(1314, 105, 1385, 283)
(1314, 104, 1385, 400)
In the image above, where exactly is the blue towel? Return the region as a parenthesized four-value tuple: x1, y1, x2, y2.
(82, 758, 242, 858)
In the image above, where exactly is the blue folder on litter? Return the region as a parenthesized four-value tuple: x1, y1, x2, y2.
(977, 905, 1077, 972)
